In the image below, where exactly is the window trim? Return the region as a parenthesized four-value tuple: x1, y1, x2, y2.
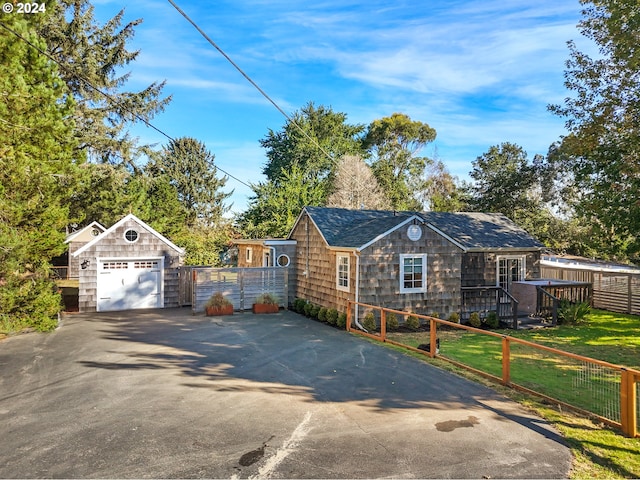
(399, 253, 427, 294)
(336, 254, 350, 292)
(123, 229, 139, 243)
(246, 247, 253, 263)
(496, 255, 526, 291)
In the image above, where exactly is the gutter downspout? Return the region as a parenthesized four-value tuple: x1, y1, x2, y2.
(268, 246, 276, 267)
(354, 251, 365, 330)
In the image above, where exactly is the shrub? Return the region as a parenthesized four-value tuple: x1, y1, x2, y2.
(469, 312, 481, 328)
(447, 312, 460, 324)
(429, 311, 440, 319)
(386, 312, 399, 331)
(303, 302, 314, 317)
(310, 304, 321, 319)
(318, 307, 328, 322)
(337, 312, 347, 328)
(326, 308, 339, 325)
(484, 311, 499, 329)
(362, 311, 377, 331)
(405, 313, 420, 330)
(294, 298, 307, 313)
(559, 301, 591, 325)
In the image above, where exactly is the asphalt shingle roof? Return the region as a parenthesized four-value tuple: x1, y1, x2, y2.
(302, 206, 544, 251)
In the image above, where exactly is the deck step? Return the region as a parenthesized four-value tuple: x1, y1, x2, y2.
(517, 315, 554, 329)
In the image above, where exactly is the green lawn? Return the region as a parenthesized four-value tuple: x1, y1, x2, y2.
(384, 309, 640, 479)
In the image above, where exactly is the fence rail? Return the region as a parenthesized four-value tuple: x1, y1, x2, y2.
(541, 265, 640, 315)
(347, 301, 640, 437)
(191, 267, 289, 313)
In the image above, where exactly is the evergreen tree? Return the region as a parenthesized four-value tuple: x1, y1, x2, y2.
(39, 0, 171, 164)
(260, 102, 365, 196)
(239, 163, 325, 238)
(147, 137, 232, 228)
(0, 12, 84, 331)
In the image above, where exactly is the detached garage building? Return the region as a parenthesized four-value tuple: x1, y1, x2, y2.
(72, 214, 185, 312)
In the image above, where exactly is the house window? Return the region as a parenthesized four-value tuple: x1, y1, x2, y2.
(246, 247, 253, 263)
(336, 255, 350, 292)
(400, 254, 427, 294)
(124, 229, 139, 243)
(497, 255, 526, 292)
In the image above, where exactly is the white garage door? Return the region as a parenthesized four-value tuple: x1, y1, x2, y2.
(97, 258, 164, 312)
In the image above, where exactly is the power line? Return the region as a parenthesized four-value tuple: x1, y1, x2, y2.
(166, 0, 338, 167)
(0, 19, 252, 190)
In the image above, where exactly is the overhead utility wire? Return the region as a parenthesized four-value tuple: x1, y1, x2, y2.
(166, 0, 337, 166)
(0, 20, 252, 190)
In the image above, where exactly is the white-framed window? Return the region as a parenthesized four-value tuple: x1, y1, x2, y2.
(124, 229, 139, 243)
(246, 247, 253, 263)
(276, 254, 290, 267)
(497, 255, 526, 292)
(336, 254, 350, 292)
(400, 254, 427, 294)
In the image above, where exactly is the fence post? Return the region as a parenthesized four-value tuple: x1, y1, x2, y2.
(430, 319, 437, 358)
(620, 369, 638, 437)
(346, 301, 352, 332)
(380, 310, 386, 341)
(502, 336, 511, 386)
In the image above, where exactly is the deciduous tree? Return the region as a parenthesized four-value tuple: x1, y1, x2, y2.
(549, 0, 640, 261)
(326, 155, 390, 210)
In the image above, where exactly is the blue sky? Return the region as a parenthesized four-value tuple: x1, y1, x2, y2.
(92, 0, 589, 214)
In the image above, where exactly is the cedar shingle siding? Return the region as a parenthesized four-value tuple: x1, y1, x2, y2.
(239, 206, 544, 316)
(74, 215, 184, 312)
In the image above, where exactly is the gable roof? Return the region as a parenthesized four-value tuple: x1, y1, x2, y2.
(72, 213, 185, 257)
(64, 221, 107, 244)
(294, 207, 543, 252)
(421, 212, 545, 251)
(297, 207, 418, 250)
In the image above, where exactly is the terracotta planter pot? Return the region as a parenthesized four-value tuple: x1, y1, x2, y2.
(206, 305, 233, 316)
(252, 303, 279, 314)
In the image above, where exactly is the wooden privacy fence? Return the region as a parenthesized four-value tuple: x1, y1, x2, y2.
(347, 301, 640, 438)
(191, 267, 289, 313)
(541, 265, 640, 315)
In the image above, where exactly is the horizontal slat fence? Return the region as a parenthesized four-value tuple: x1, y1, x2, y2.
(541, 265, 640, 315)
(191, 267, 289, 313)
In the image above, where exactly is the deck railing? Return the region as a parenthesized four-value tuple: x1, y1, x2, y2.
(461, 286, 519, 328)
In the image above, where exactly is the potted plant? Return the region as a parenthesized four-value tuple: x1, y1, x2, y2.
(252, 293, 279, 314)
(205, 292, 233, 316)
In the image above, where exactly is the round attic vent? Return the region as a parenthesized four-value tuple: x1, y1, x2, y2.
(407, 224, 422, 241)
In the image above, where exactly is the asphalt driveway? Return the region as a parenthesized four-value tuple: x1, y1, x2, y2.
(0, 309, 571, 478)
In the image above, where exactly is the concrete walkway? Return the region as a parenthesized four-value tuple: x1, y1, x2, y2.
(0, 308, 571, 478)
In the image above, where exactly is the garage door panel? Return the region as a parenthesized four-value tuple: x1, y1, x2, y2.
(97, 259, 163, 312)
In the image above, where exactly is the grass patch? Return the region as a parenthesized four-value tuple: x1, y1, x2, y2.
(382, 309, 640, 479)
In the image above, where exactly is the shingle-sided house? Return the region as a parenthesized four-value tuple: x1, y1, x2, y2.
(281, 206, 546, 323)
(72, 214, 185, 312)
(63, 221, 107, 279)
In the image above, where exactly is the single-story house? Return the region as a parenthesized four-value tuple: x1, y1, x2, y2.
(236, 206, 549, 322)
(72, 214, 185, 312)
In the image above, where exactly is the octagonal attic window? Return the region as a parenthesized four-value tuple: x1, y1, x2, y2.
(124, 229, 139, 243)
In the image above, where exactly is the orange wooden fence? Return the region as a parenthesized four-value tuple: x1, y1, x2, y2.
(347, 301, 640, 437)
